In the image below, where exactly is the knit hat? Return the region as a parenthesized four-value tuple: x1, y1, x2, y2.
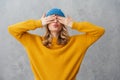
(46, 8, 65, 17)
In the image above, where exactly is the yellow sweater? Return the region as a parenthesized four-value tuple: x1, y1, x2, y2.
(8, 20, 105, 80)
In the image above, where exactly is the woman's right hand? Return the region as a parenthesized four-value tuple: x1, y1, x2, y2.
(40, 14, 56, 26)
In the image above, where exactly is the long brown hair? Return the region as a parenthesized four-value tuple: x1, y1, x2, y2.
(42, 25, 70, 48)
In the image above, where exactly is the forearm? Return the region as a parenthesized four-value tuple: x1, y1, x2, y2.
(72, 21, 105, 37)
(8, 19, 42, 38)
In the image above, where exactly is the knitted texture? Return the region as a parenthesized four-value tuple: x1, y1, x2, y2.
(46, 8, 65, 17)
(8, 20, 105, 80)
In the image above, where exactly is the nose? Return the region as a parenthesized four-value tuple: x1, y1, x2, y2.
(53, 16, 58, 22)
(53, 19, 58, 23)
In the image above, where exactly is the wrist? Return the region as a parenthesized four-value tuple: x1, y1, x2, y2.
(68, 21, 73, 28)
(37, 20, 43, 28)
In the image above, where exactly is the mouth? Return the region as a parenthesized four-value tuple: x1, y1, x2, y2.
(52, 24, 59, 27)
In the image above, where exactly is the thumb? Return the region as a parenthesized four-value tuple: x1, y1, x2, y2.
(67, 15, 72, 19)
(41, 13, 46, 18)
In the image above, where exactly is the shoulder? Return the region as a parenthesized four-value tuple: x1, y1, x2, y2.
(70, 34, 87, 43)
(70, 34, 86, 40)
(26, 33, 43, 41)
(68, 34, 87, 47)
(69, 34, 87, 44)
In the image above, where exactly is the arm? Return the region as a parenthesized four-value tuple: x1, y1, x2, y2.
(8, 19, 42, 45)
(72, 21, 105, 46)
(8, 14, 57, 45)
(57, 16, 105, 46)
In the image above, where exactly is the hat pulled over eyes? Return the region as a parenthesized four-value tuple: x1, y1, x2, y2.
(46, 8, 65, 17)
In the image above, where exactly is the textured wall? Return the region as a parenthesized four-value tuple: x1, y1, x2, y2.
(0, 0, 120, 80)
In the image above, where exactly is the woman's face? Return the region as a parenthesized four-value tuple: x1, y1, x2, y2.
(48, 17, 63, 33)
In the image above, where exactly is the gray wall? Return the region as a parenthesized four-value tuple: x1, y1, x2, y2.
(0, 0, 120, 80)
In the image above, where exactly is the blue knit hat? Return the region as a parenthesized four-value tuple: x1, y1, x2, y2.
(46, 8, 65, 17)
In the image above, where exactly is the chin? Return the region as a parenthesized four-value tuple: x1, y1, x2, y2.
(50, 29, 61, 32)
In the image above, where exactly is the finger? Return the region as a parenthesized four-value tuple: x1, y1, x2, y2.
(47, 15, 56, 20)
(42, 13, 46, 18)
(47, 14, 56, 19)
(46, 20, 54, 24)
(66, 15, 70, 18)
(46, 16, 56, 21)
(58, 19, 64, 24)
(57, 16, 65, 20)
(57, 16, 65, 22)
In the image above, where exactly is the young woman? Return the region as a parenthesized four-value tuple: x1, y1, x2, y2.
(8, 8, 105, 80)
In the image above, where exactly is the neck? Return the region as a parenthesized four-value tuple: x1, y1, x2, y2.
(51, 31, 59, 38)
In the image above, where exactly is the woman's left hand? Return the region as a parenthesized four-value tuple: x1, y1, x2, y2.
(57, 16, 73, 27)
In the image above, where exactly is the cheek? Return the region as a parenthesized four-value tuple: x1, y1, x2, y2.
(48, 24, 62, 29)
(57, 24, 63, 30)
(48, 24, 53, 30)
(47, 24, 52, 30)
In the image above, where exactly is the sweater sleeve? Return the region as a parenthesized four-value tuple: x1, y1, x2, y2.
(72, 21, 105, 47)
(8, 19, 43, 45)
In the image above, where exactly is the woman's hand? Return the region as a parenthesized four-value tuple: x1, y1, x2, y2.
(57, 16, 73, 27)
(40, 14, 56, 26)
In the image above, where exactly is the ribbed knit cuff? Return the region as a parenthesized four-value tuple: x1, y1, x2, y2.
(35, 20, 43, 28)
